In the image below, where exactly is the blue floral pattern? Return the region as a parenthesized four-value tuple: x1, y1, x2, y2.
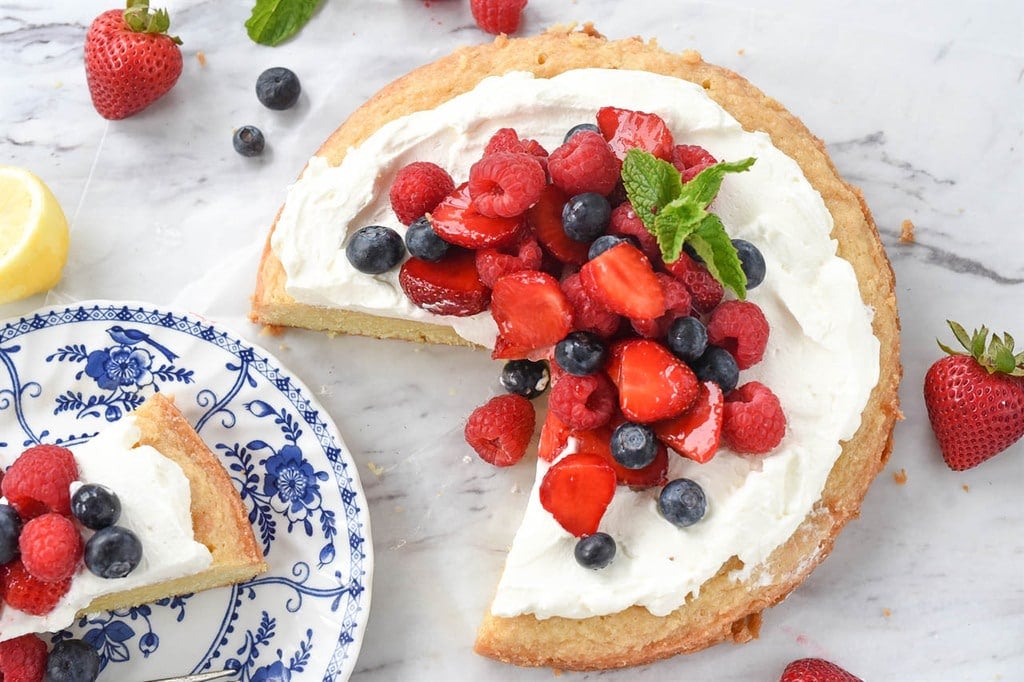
(0, 304, 371, 681)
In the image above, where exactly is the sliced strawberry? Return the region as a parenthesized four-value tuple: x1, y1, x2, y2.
(527, 184, 590, 265)
(430, 183, 524, 249)
(579, 242, 666, 319)
(596, 107, 674, 161)
(398, 249, 490, 316)
(608, 339, 699, 423)
(538, 410, 571, 462)
(653, 381, 724, 463)
(630, 273, 692, 338)
(539, 452, 617, 537)
(559, 272, 621, 339)
(490, 270, 573, 359)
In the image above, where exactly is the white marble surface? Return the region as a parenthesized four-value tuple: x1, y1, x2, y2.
(2, 0, 1023, 679)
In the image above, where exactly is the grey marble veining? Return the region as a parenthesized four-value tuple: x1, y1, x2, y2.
(2, 0, 1022, 680)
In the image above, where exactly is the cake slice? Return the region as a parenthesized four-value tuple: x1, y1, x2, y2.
(0, 393, 267, 639)
(250, 25, 901, 670)
(83, 393, 267, 613)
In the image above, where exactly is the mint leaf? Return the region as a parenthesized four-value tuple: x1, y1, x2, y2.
(687, 214, 748, 299)
(246, 0, 321, 46)
(653, 198, 706, 263)
(621, 149, 683, 233)
(681, 157, 757, 206)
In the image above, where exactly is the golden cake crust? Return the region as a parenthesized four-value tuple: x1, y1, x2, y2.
(250, 24, 901, 670)
(81, 393, 267, 614)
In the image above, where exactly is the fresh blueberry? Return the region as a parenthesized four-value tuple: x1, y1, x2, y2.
(732, 238, 766, 289)
(345, 225, 406, 274)
(692, 345, 739, 394)
(610, 422, 659, 470)
(658, 478, 707, 527)
(72, 484, 121, 530)
(574, 532, 616, 569)
(404, 216, 449, 262)
(666, 316, 709, 363)
(562, 193, 611, 243)
(0, 504, 22, 565)
(500, 359, 550, 399)
(587, 234, 628, 260)
(256, 67, 302, 110)
(232, 125, 265, 157)
(45, 638, 101, 682)
(563, 122, 601, 143)
(85, 526, 143, 579)
(554, 331, 608, 376)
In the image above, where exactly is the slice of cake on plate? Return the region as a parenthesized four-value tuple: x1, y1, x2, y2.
(250, 24, 900, 670)
(0, 393, 267, 640)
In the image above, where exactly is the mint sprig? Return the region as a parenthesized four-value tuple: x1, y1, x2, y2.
(246, 0, 321, 46)
(621, 149, 755, 299)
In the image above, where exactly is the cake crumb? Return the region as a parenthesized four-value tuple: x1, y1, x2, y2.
(737, 48, 746, 56)
(962, 484, 970, 492)
(367, 461, 385, 477)
(899, 219, 916, 243)
(394, 505, 404, 514)
(883, 608, 892, 617)
(196, 50, 207, 67)
(893, 468, 907, 485)
(278, 343, 290, 352)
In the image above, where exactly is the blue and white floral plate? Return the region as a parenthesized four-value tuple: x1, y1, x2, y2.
(0, 302, 372, 681)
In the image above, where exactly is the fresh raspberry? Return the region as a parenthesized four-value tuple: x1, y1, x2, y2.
(547, 130, 621, 197)
(0, 633, 48, 682)
(707, 300, 770, 369)
(470, 0, 527, 35)
(722, 381, 787, 454)
(2, 559, 72, 615)
(549, 373, 617, 431)
(464, 394, 536, 467)
(474, 236, 543, 288)
(2, 444, 78, 520)
(672, 144, 718, 183)
(559, 272, 621, 338)
(631, 274, 692, 338)
(484, 127, 548, 170)
(780, 657, 862, 682)
(663, 251, 724, 313)
(468, 152, 546, 218)
(608, 202, 660, 263)
(389, 161, 456, 225)
(19, 513, 83, 583)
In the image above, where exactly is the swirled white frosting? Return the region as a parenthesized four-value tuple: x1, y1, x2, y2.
(0, 416, 213, 639)
(271, 68, 879, 619)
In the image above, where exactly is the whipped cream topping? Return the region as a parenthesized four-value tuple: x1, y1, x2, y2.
(271, 68, 879, 619)
(0, 416, 213, 640)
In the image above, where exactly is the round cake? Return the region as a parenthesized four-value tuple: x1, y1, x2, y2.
(251, 24, 901, 671)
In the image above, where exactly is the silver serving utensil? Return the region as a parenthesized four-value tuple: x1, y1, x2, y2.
(143, 669, 237, 682)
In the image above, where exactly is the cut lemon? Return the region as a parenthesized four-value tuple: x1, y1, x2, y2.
(0, 166, 70, 305)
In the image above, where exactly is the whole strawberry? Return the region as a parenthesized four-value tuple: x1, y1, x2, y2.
(780, 657, 862, 682)
(924, 320, 1024, 470)
(84, 0, 183, 120)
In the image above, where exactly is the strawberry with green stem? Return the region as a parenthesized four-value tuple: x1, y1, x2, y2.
(84, 0, 183, 120)
(924, 320, 1024, 471)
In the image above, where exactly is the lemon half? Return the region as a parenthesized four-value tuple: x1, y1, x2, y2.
(0, 166, 70, 305)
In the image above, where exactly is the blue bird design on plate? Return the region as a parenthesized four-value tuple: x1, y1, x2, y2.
(107, 325, 179, 362)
